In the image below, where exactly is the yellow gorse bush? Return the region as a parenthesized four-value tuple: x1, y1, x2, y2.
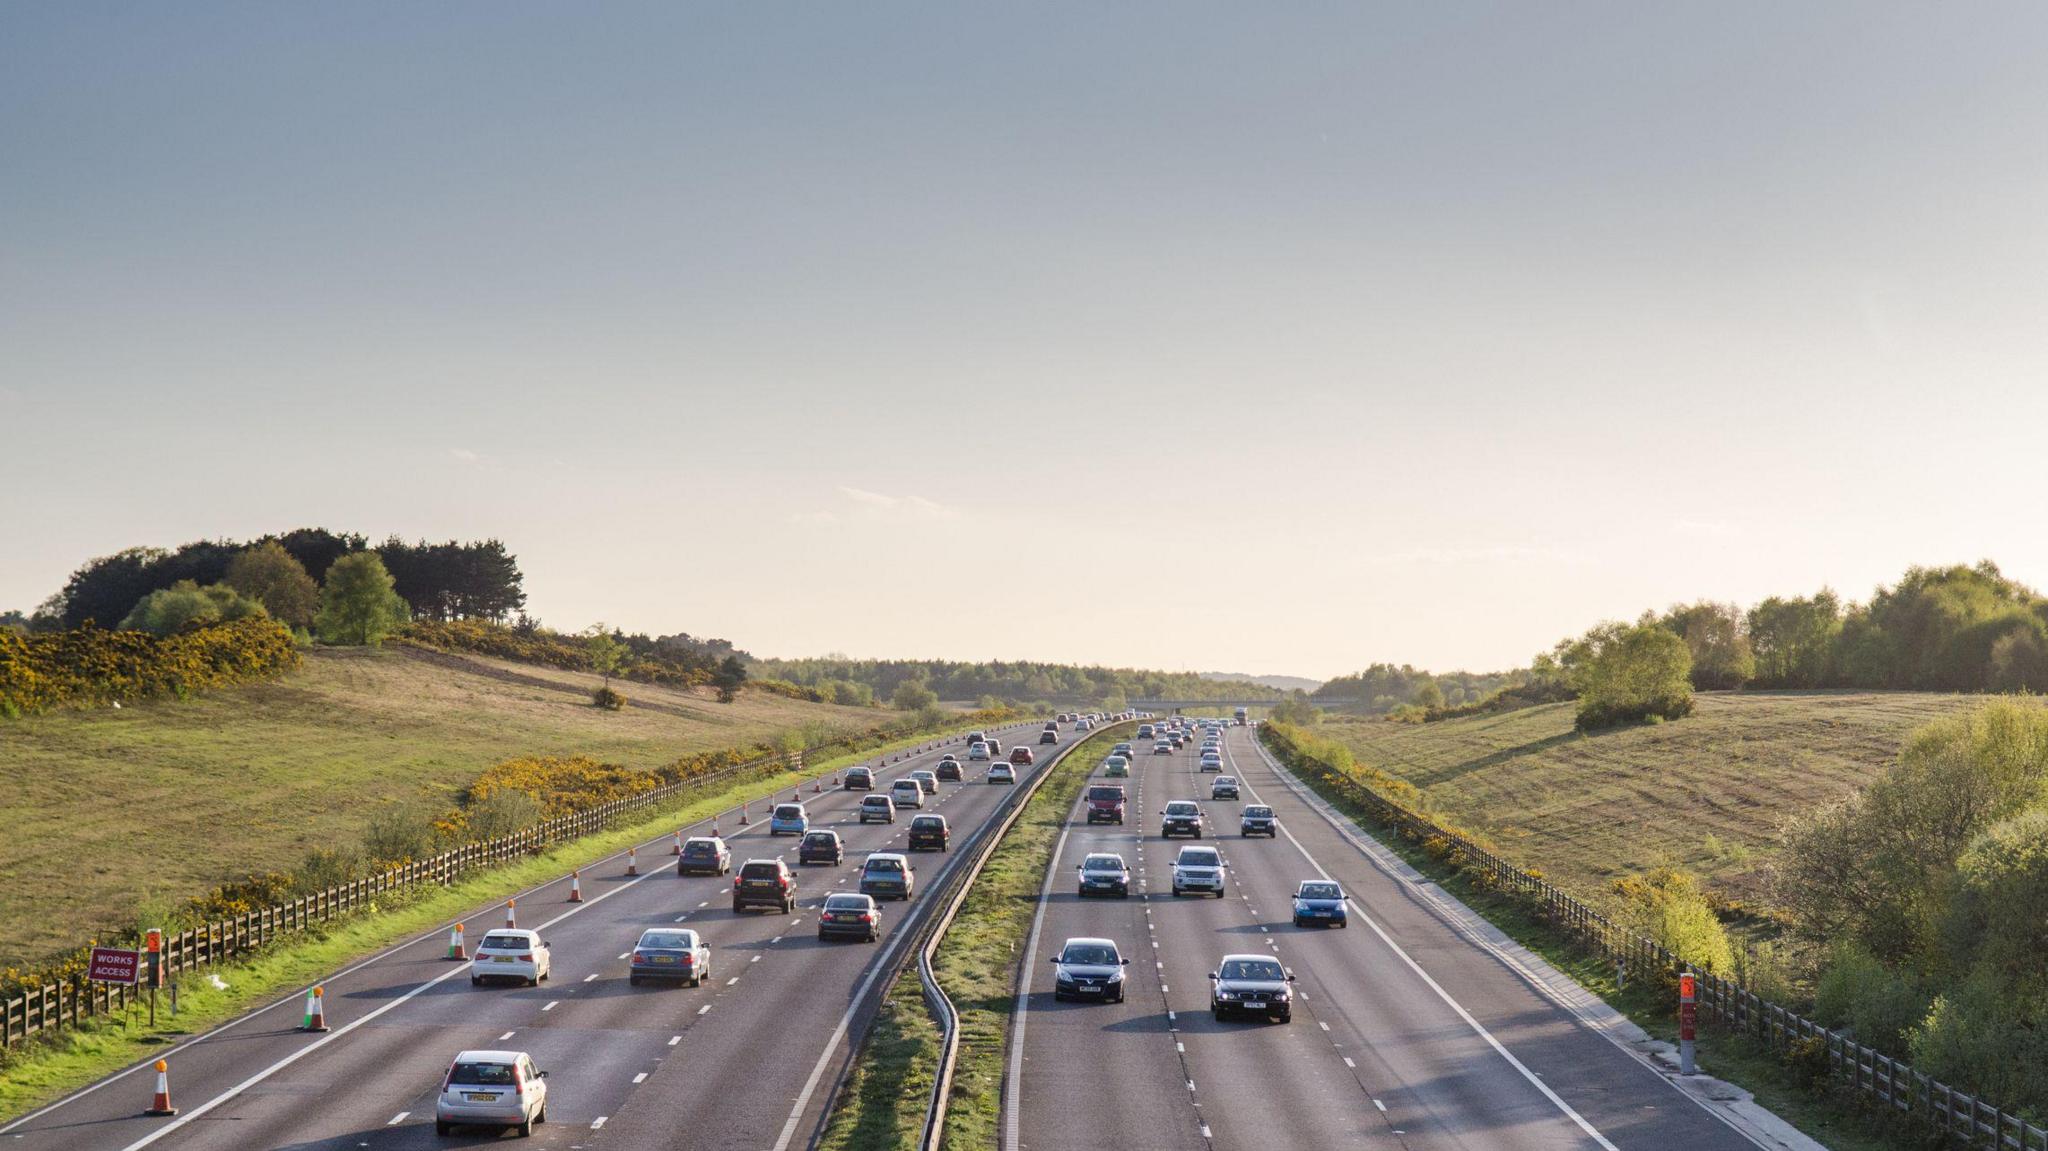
(0, 618, 300, 717)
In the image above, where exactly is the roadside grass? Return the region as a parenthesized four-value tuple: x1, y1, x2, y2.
(1269, 740, 1929, 1151)
(816, 971, 944, 1151)
(0, 717, 1015, 1125)
(0, 644, 884, 968)
(1324, 691, 1973, 920)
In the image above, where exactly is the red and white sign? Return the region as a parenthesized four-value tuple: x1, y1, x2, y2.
(88, 947, 141, 986)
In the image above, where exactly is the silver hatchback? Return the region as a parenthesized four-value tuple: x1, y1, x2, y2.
(436, 1048, 548, 1136)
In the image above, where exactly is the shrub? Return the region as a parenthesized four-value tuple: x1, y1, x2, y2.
(1614, 868, 1734, 976)
(592, 685, 627, 711)
(224, 541, 320, 628)
(892, 679, 938, 711)
(1574, 622, 1694, 730)
(119, 580, 269, 636)
(362, 803, 441, 864)
(1811, 943, 1927, 1055)
(0, 618, 300, 717)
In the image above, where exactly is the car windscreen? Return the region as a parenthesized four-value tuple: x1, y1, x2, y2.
(1243, 807, 1271, 818)
(864, 858, 904, 873)
(450, 1061, 517, 1086)
(825, 895, 870, 910)
(1178, 850, 1220, 867)
(1060, 944, 1119, 965)
(639, 932, 694, 950)
(1299, 883, 1341, 901)
(1164, 802, 1198, 815)
(1082, 857, 1124, 871)
(1220, 959, 1285, 982)
(1087, 787, 1123, 800)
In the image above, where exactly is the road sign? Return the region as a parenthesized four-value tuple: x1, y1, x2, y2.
(88, 947, 141, 986)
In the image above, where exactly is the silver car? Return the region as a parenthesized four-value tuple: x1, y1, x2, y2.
(436, 1048, 548, 1136)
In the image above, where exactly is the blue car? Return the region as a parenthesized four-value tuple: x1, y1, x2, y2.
(769, 802, 810, 836)
(1292, 880, 1348, 928)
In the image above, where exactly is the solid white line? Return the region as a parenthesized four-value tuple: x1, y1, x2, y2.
(1002, 810, 1076, 1151)
(387, 1111, 408, 1125)
(110, 854, 673, 1151)
(1229, 733, 1620, 1151)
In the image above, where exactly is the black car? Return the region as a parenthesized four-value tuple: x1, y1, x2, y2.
(1160, 801, 1205, 839)
(907, 814, 950, 852)
(1038, 730, 1057, 744)
(1076, 853, 1131, 898)
(1209, 954, 1296, 1022)
(798, 829, 844, 866)
(936, 758, 963, 782)
(1240, 805, 1278, 837)
(844, 766, 874, 790)
(732, 859, 796, 914)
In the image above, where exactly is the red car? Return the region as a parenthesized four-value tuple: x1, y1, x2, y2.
(1009, 746, 1034, 766)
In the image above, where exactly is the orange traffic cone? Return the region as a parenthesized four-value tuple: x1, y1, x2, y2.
(144, 1059, 177, 1116)
(790, 790, 800, 803)
(738, 802, 750, 826)
(447, 923, 468, 961)
(504, 899, 517, 929)
(812, 778, 821, 794)
(300, 985, 330, 1032)
(672, 831, 684, 856)
(627, 846, 639, 877)
(568, 871, 583, 902)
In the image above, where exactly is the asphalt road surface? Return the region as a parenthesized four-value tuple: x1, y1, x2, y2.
(1, 722, 1056, 1151)
(1007, 724, 1768, 1151)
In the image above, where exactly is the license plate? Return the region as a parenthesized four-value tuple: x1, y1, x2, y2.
(492, 956, 515, 963)
(1077, 985, 1102, 994)
(652, 955, 676, 963)
(465, 1092, 499, 1102)
(1243, 1000, 1266, 1009)
(1315, 910, 1332, 917)
(747, 880, 773, 886)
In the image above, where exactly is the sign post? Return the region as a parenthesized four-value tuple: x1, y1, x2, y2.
(1678, 970, 1698, 1075)
(89, 946, 142, 1027)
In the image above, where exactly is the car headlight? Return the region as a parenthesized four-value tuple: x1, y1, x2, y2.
(1215, 990, 1236, 1000)
(1055, 971, 1075, 984)
(1107, 968, 1124, 982)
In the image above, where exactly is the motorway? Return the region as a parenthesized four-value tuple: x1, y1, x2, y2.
(0, 722, 1055, 1151)
(1008, 724, 1766, 1151)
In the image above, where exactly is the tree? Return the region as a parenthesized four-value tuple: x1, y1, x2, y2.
(892, 679, 938, 711)
(224, 541, 320, 629)
(1410, 680, 1446, 710)
(584, 625, 626, 686)
(119, 580, 267, 636)
(1573, 621, 1694, 729)
(1746, 591, 1842, 687)
(712, 655, 749, 703)
(314, 552, 410, 646)
(1659, 601, 1755, 690)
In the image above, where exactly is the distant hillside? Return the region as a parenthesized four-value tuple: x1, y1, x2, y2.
(1198, 671, 1322, 693)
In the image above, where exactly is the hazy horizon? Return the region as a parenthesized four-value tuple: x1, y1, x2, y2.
(7, 4, 2047, 680)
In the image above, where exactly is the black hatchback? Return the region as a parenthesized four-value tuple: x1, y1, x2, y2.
(799, 830, 844, 866)
(907, 815, 950, 852)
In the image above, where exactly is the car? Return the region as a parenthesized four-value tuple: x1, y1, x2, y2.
(732, 858, 796, 913)
(1172, 845, 1227, 897)
(1137, 724, 1155, 740)
(967, 742, 991, 761)
(799, 829, 844, 865)
(859, 852, 915, 900)
(891, 779, 925, 808)
(1240, 805, 1277, 837)
(1044, 721, 1060, 732)
(677, 835, 731, 876)
(1010, 746, 1034, 766)
(1292, 880, 1349, 928)
(1085, 784, 1126, 824)
(1169, 733, 1185, 749)
(936, 758, 963, 782)
(844, 766, 875, 790)
(1076, 852, 1131, 897)
(1209, 954, 1295, 1022)
(470, 930, 551, 987)
(1210, 776, 1240, 800)
(1160, 800, 1204, 839)
(1199, 753, 1223, 773)
(1039, 730, 1058, 745)
(436, 1049, 548, 1136)
(987, 763, 1016, 784)
(769, 802, 810, 836)
(1101, 755, 1129, 778)
(967, 731, 988, 745)
(858, 794, 896, 823)
(910, 769, 939, 795)
(1152, 741, 1173, 755)
(628, 928, 710, 986)
(1111, 742, 1135, 760)
(987, 738, 1004, 755)
(1075, 719, 1093, 732)
(907, 814, 950, 851)
(1050, 937, 1130, 1002)
(817, 893, 881, 942)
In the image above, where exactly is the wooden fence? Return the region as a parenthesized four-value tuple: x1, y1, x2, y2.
(1256, 730, 2048, 1151)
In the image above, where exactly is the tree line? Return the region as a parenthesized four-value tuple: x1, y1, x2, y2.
(748, 656, 1280, 711)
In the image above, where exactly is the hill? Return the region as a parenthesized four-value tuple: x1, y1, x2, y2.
(1198, 671, 1322, 693)
(0, 646, 882, 968)
(1320, 691, 1979, 915)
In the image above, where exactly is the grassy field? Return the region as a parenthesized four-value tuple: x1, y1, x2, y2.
(0, 645, 882, 968)
(1323, 690, 1976, 916)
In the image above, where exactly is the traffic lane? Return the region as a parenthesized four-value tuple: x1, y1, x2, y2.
(1223, 730, 1757, 1151)
(1014, 771, 1200, 1151)
(2, 730, 1031, 1151)
(1204, 749, 1601, 1151)
(1145, 746, 1402, 1151)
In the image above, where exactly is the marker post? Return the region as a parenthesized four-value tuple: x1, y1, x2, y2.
(1678, 970, 1698, 1075)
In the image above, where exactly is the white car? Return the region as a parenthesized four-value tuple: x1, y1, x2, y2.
(987, 763, 1016, 784)
(891, 779, 925, 808)
(1199, 753, 1223, 772)
(471, 930, 551, 987)
(436, 1049, 548, 1136)
(967, 743, 991, 761)
(1172, 845, 1227, 898)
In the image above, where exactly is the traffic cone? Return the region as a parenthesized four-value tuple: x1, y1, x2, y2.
(672, 830, 684, 856)
(812, 778, 821, 794)
(739, 802, 750, 826)
(144, 1059, 177, 1116)
(300, 985, 330, 1032)
(627, 846, 639, 877)
(831, 772, 840, 788)
(504, 899, 517, 929)
(790, 790, 800, 803)
(447, 923, 467, 961)
(568, 871, 583, 902)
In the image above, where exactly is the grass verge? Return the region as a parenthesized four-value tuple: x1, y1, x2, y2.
(0, 716, 1024, 1125)
(817, 723, 1130, 1151)
(1259, 734, 1927, 1151)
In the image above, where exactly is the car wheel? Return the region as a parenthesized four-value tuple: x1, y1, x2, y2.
(536, 1104, 546, 1125)
(733, 901, 745, 913)
(1053, 990, 1065, 1003)
(517, 1115, 533, 1137)
(868, 930, 879, 942)
(1211, 1004, 1223, 1021)
(470, 976, 481, 987)
(437, 1121, 452, 1136)
(629, 975, 640, 987)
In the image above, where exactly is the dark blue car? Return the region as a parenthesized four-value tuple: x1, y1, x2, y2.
(1291, 880, 1348, 928)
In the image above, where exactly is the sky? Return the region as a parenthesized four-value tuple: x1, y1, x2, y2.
(5, 3, 2047, 680)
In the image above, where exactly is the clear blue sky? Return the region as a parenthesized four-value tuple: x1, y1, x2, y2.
(5, 3, 2046, 678)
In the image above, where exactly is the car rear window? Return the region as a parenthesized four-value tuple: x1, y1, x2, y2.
(684, 839, 718, 850)
(912, 817, 943, 829)
(774, 805, 803, 818)
(825, 894, 871, 910)
(479, 933, 529, 950)
(804, 831, 836, 843)
(450, 1062, 517, 1086)
(740, 863, 782, 879)
(863, 796, 891, 806)
(639, 931, 694, 949)
(864, 858, 904, 873)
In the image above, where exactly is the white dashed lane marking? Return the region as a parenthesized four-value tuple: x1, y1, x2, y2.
(386, 1112, 408, 1126)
